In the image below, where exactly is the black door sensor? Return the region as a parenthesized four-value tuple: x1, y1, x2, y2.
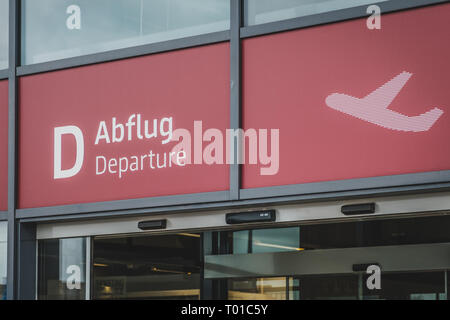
(341, 203, 376, 215)
(138, 219, 167, 230)
(226, 210, 276, 225)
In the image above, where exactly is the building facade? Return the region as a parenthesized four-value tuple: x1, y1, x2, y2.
(0, 0, 450, 300)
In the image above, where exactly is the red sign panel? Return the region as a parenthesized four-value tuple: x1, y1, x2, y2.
(242, 4, 450, 189)
(0, 81, 7, 211)
(19, 43, 230, 209)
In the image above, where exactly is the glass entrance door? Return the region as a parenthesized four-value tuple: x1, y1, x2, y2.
(92, 233, 202, 300)
(228, 272, 448, 300)
(38, 214, 450, 300)
(204, 215, 450, 300)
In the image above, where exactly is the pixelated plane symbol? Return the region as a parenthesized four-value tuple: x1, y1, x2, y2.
(325, 71, 444, 132)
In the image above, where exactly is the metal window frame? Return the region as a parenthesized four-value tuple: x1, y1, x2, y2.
(237, 0, 450, 202)
(7, 0, 19, 301)
(11, 0, 450, 220)
(240, 0, 449, 38)
(0, 70, 8, 80)
(230, 0, 242, 201)
(16, 30, 231, 76)
(33, 191, 450, 240)
(1, 0, 448, 300)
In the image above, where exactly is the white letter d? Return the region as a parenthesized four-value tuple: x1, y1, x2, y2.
(54, 126, 84, 179)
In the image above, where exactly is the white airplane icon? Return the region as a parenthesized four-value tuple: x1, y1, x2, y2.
(325, 71, 444, 132)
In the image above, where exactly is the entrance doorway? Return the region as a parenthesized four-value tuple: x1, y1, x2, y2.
(204, 215, 450, 300)
(227, 272, 447, 300)
(92, 233, 202, 300)
(37, 214, 450, 300)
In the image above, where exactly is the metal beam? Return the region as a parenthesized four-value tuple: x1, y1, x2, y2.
(34, 191, 450, 240)
(229, 0, 242, 201)
(7, 0, 19, 300)
(17, 222, 36, 300)
(205, 243, 450, 278)
(240, 0, 449, 38)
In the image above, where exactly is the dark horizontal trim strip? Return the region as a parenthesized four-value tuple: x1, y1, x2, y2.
(17, 30, 230, 76)
(0, 69, 8, 80)
(240, 0, 448, 39)
(240, 170, 450, 200)
(16, 190, 230, 220)
(18, 181, 450, 223)
(0, 211, 8, 221)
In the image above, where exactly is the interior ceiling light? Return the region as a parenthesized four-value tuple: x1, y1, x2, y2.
(253, 241, 304, 251)
(177, 233, 201, 238)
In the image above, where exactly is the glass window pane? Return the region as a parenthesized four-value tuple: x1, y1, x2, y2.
(245, 0, 387, 26)
(252, 227, 300, 253)
(22, 0, 230, 65)
(363, 271, 446, 300)
(207, 216, 450, 300)
(93, 233, 201, 300)
(0, 0, 8, 69)
(0, 222, 6, 300)
(229, 277, 294, 300)
(38, 238, 87, 300)
(233, 230, 250, 254)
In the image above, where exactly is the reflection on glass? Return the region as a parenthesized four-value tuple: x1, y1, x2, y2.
(229, 272, 448, 300)
(229, 277, 296, 300)
(232, 227, 300, 254)
(0, 0, 8, 69)
(22, 0, 230, 64)
(216, 216, 450, 300)
(230, 216, 450, 254)
(38, 238, 87, 300)
(244, 0, 387, 26)
(93, 233, 201, 300)
(228, 275, 360, 300)
(299, 216, 450, 250)
(252, 227, 300, 253)
(296, 274, 359, 300)
(233, 230, 250, 254)
(0, 222, 6, 300)
(362, 272, 448, 300)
